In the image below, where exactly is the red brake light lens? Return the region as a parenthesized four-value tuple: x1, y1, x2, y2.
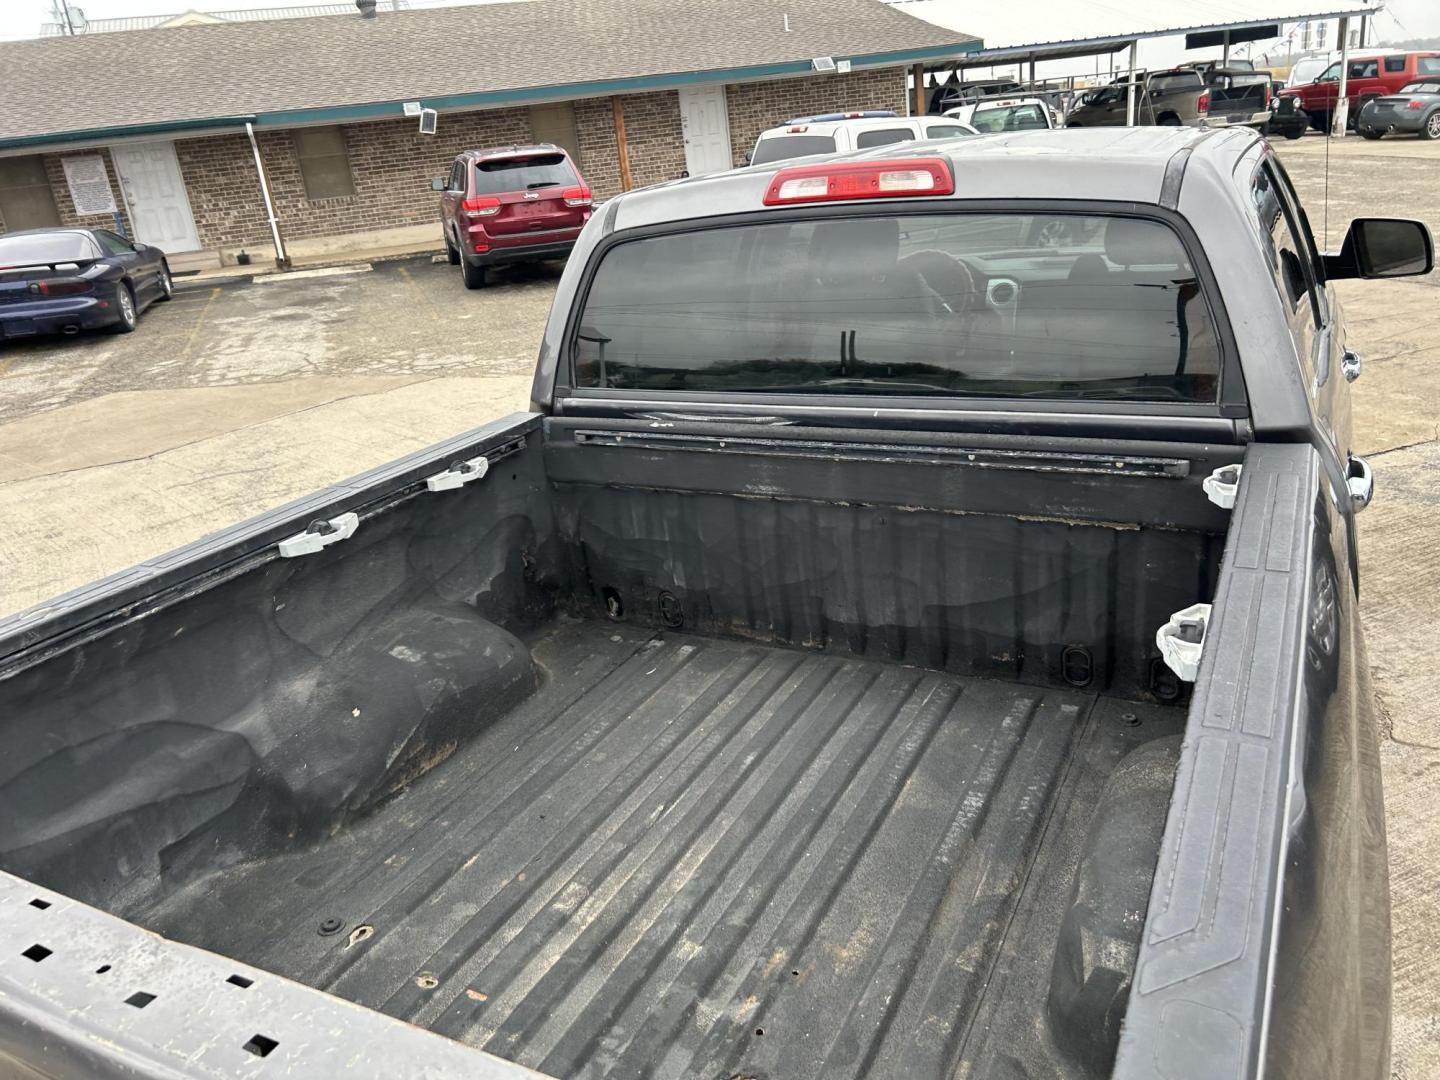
(1197, 91, 1211, 112)
(762, 158, 955, 206)
(461, 196, 501, 217)
(1407, 100, 1425, 110)
(562, 185, 592, 207)
(29, 278, 91, 296)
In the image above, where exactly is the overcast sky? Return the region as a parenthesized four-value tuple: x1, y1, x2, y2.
(3, 0, 1437, 63)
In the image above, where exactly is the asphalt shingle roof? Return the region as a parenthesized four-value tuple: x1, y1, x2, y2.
(0, 0, 978, 142)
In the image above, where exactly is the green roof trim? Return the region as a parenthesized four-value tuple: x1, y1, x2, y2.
(0, 40, 981, 150)
(0, 115, 258, 151)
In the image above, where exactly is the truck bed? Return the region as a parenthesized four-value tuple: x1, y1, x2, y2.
(138, 618, 1181, 1080)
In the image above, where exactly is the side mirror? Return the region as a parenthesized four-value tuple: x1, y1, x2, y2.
(1324, 218, 1434, 280)
(430, 177, 446, 192)
(131, 242, 144, 253)
(743, 149, 752, 165)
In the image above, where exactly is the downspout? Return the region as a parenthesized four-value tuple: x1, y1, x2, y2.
(246, 122, 290, 268)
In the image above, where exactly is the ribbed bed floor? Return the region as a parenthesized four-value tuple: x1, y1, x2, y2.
(140, 619, 1181, 1080)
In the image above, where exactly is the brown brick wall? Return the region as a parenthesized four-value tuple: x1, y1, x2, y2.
(18, 67, 909, 251)
(174, 109, 534, 250)
(724, 69, 910, 168)
(574, 96, 624, 201)
(41, 150, 132, 235)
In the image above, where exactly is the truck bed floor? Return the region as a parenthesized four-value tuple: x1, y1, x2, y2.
(140, 619, 1180, 1079)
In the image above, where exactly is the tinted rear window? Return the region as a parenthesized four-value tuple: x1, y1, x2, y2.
(750, 135, 837, 166)
(1419, 57, 1440, 75)
(573, 213, 1221, 403)
(472, 153, 575, 195)
(0, 232, 95, 265)
(969, 104, 1049, 132)
(853, 127, 916, 148)
(1149, 72, 1202, 93)
(1401, 81, 1440, 94)
(925, 124, 973, 139)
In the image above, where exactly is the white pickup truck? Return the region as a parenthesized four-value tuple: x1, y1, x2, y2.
(944, 96, 1058, 131)
(748, 111, 977, 166)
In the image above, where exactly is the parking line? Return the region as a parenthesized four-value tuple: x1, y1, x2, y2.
(183, 287, 222, 359)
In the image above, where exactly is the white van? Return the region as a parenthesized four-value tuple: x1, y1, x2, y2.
(748, 111, 979, 167)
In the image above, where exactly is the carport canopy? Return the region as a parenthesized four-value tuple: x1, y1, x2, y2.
(897, 1, 1383, 69)
(898, 0, 1382, 128)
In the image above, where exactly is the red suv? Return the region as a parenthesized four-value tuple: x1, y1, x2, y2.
(433, 145, 592, 289)
(1279, 51, 1440, 132)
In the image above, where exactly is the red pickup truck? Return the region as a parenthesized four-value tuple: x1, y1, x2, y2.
(1279, 50, 1440, 132)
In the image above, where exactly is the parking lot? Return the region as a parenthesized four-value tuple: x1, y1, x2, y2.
(2, 132, 1439, 1076)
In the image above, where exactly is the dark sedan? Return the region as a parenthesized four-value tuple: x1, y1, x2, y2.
(0, 227, 172, 341)
(1358, 79, 1440, 140)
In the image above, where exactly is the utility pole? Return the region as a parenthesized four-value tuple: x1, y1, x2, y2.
(53, 0, 78, 35)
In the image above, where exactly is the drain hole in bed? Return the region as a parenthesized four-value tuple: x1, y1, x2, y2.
(243, 1034, 279, 1058)
(227, 974, 254, 988)
(21, 944, 51, 962)
(346, 924, 375, 949)
(28, 899, 51, 910)
(96, 965, 111, 974)
(125, 991, 156, 1009)
(754, 1027, 764, 1037)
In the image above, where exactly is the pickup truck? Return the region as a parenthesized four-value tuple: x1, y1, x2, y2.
(1202, 68, 1275, 130)
(0, 128, 1431, 1080)
(1066, 68, 1209, 127)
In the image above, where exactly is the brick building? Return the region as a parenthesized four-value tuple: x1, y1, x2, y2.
(0, 0, 978, 267)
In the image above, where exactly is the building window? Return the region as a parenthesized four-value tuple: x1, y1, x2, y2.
(293, 126, 355, 200)
(0, 155, 61, 230)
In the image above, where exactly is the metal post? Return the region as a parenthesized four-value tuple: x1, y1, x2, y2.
(1221, 30, 1230, 67)
(1029, 57, 1036, 90)
(245, 122, 289, 268)
(1125, 41, 1138, 126)
(1334, 16, 1350, 137)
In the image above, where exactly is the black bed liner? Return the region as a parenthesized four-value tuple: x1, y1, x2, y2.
(137, 620, 1182, 1079)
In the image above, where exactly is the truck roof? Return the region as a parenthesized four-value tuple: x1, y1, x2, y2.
(610, 126, 1249, 232)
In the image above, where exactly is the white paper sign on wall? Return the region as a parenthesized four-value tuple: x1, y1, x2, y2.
(61, 155, 117, 216)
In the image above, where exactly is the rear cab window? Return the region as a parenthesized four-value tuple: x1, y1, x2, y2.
(969, 104, 1049, 132)
(473, 153, 576, 194)
(854, 128, 917, 149)
(1149, 72, 1203, 93)
(571, 211, 1222, 404)
(925, 124, 972, 139)
(750, 135, 838, 166)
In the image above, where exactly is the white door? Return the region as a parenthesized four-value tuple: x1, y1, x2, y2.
(677, 85, 733, 176)
(111, 142, 201, 253)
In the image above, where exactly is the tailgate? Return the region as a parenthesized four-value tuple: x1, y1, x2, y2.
(474, 153, 587, 237)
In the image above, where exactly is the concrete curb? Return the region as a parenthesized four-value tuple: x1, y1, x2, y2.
(173, 246, 446, 291)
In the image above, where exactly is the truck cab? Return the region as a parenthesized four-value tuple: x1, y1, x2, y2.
(748, 111, 977, 166)
(1066, 68, 1209, 127)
